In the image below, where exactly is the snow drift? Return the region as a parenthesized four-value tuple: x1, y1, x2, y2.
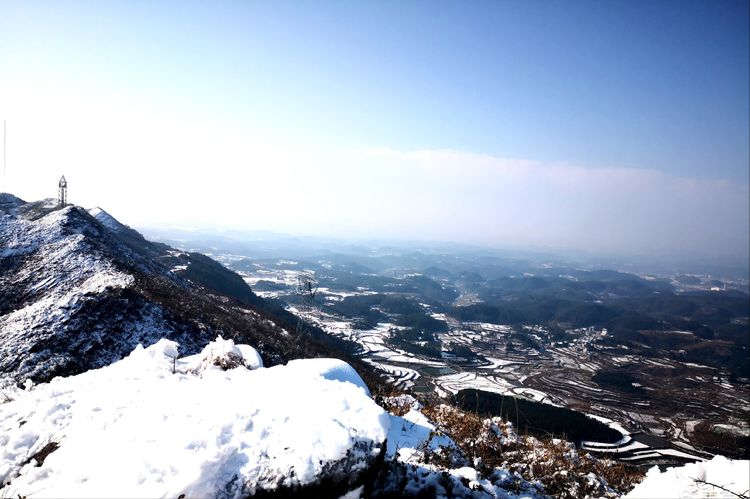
(0, 338, 389, 498)
(624, 455, 750, 499)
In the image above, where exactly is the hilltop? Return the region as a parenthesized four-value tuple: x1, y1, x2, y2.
(0, 193, 355, 383)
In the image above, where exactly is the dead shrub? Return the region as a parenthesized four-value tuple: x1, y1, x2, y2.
(373, 386, 420, 417)
(211, 352, 244, 370)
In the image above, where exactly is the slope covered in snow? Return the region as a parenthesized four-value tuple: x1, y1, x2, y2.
(0, 338, 389, 498)
(0, 204, 153, 380)
(87, 207, 130, 233)
(0, 195, 333, 383)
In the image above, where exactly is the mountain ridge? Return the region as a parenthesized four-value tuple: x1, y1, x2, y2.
(0, 194, 353, 384)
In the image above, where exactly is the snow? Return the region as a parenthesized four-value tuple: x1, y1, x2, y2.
(624, 455, 749, 499)
(338, 485, 365, 499)
(87, 207, 125, 232)
(0, 338, 389, 498)
(364, 360, 420, 389)
(1, 206, 139, 379)
(235, 344, 263, 369)
(386, 409, 456, 463)
(479, 357, 518, 369)
(583, 413, 631, 439)
(286, 357, 370, 395)
(378, 408, 553, 499)
(2, 201, 242, 382)
(436, 372, 514, 397)
(582, 439, 647, 454)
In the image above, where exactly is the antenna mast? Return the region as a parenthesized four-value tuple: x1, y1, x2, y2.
(290, 271, 319, 351)
(58, 175, 67, 208)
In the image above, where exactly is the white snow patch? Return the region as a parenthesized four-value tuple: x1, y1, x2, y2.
(235, 344, 263, 370)
(624, 455, 749, 499)
(386, 409, 456, 463)
(478, 357, 518, 370)
(87, 207, 126, 232)
(286, 357, 370, 395)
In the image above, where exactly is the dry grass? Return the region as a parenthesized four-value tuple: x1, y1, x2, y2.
(422, 403, 644, 499)
(372, 386, 419, 417)
(422, 404, 516, 470)
(385, 398, 413, 417)
(211, 352, 244, 370)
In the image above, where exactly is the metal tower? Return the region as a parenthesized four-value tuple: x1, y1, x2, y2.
(291, 271, 319, 351)
(58, 175, 67, 207)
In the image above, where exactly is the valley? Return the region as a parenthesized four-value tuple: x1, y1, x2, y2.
(2, 198, 747, 498)
(190, 244, 750, 467)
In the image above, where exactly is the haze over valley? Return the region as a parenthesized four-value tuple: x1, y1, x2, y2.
(146, 227, 750, 463)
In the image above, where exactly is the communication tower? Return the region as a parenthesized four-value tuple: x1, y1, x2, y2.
(292, 271, 319, 348)
(58, 176, 67, 207)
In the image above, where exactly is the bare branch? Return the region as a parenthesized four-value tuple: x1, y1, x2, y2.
(691, 477, 749, 499)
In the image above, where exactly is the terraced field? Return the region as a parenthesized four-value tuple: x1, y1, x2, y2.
(220, 254, 750, 466)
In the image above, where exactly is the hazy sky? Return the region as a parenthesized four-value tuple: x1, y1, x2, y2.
(1, 1, 748, 260)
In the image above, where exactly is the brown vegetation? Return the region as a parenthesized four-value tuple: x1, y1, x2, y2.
(422, 403, 644, 499)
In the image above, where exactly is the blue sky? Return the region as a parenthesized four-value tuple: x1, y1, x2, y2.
(1, 0, 748, 259)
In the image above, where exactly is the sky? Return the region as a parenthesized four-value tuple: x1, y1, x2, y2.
(1, 0, 748, 261)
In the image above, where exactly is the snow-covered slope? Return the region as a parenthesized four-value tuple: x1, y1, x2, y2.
(0, 195, 302, 383)
(0, 193, 25, 215)
(0, 203, 164, 380)
(87, 207, 130, 233)
(0, 337, 389, 498)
